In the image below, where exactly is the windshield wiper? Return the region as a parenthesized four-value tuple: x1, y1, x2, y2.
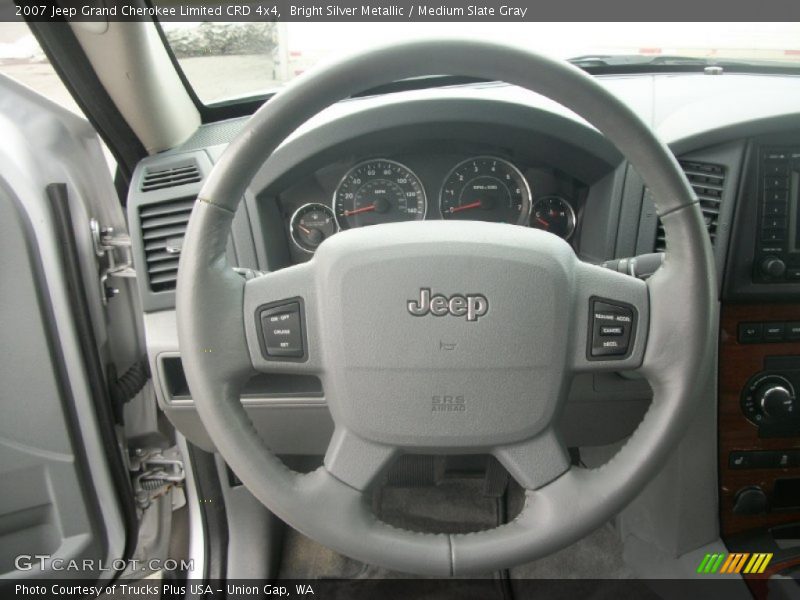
(568, 54, 797, 71)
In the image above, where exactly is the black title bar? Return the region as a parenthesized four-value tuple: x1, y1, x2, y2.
(5, 0, 800, 21)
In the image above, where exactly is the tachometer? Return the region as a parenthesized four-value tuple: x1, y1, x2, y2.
(531, 196, 576, 240)
(290, 203, 337, 253)
(439, 156, 531, 225)
(333, 159, 427, 230)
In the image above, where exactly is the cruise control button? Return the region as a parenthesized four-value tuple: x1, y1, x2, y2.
(259, 302, 304, 358)
(600, 326, 624, 336)
(590, 299, 635, 359)
(593, 338, 627, 356)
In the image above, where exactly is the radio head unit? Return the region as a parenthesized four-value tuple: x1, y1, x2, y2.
(754, 148, 800, 282)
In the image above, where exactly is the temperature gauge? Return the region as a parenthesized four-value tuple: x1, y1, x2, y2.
(290, 203, 338, 253)
(531, 196, 576, 240)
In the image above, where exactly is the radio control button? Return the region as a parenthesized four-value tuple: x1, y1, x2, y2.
(761, 231, 785, 244)
(760, 256, 786, 277)
(763, 217, 787, 229)
(765, 177, 789, 190)
(763, 201, 787, 215)
(765, 162, 789, 176)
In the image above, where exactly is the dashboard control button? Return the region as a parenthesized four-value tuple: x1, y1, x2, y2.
(761, 230, 786, 244)
(738, 322, 763, 343)
(787, 322, 800, 341)
(259, 302, 305, 359)
(787, 269, 800, 282)
(763, 200, 787, 215)
(592, 339, 626, 356)
(765, 177, 789, 190)
(763, 217, 787, 229)
(765, 162, 789, 176)
(775, 451, 798, 468)
(600, 325, 624, 336)
(729, 450, 800, 469)
(764, 191, 788, 204)
(729, 452, 752, 469)
(589, 299, 635, 359)
(765, 151, 789, 161)
(763, 322, 786, 342)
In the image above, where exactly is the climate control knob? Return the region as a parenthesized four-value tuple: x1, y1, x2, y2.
(741, 373, 798, 425)
(758, 383, 797, 419)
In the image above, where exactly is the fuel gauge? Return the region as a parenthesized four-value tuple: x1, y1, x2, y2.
(290, 203, 338, 253)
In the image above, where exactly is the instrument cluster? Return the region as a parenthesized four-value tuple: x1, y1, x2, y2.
(281, 154, 581, 256)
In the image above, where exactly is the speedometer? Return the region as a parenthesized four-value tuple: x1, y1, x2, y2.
(439, 156, 531, 225)
(333, 159, 427, 230)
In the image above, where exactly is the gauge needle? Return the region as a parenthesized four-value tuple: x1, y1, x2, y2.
(449, 200, 483, 214)
(536, 217, 550, 228)
(343, 204, 376, 217)
(297, 224, 312, 234)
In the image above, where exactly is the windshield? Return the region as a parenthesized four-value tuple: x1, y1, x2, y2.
(161, 22, 800, 105)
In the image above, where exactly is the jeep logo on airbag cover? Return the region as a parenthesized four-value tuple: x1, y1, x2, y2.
(407, 288, 488, 321)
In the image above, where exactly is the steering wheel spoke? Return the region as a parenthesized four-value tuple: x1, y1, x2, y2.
(494, 428, 571, 490)
(570, 259, 650, 373)
(242, 262, 322, 374)
(324, 427, 398, 491)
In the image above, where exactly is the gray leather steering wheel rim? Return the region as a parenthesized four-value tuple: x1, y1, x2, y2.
(176, 39, 715, 575)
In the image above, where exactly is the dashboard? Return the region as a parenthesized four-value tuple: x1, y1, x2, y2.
(274, 149, 585, 262)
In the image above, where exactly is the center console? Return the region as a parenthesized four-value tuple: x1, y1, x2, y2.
(720, 135, 800, 585)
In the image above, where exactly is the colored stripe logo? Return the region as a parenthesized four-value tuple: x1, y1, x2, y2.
(697, 553, 772, 574)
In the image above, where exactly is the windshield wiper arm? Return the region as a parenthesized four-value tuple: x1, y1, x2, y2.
(568, 54, 792, 70)
(569, 54, 717, 67)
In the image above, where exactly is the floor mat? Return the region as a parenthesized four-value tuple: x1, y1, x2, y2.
(277, 476, 639, 598)
(278, 478, 509, 599)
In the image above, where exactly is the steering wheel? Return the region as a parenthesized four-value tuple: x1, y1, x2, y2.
(176, 40, 715, 575)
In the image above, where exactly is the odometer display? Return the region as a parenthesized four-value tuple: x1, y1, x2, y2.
(333, 159, 427, 230)
(439, 156, 531, 225)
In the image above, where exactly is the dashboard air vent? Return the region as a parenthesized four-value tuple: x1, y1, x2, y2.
(654, 161, 725, 252)
(139, 198, 195, 292)
(140, 160, 201, 192)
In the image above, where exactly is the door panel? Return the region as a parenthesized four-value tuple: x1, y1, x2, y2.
(0, 74, 130, 580)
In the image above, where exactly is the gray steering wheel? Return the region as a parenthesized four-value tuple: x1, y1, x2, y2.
(176, 40, 715, 575)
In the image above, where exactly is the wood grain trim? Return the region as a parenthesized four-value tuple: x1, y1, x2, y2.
(719, 304, 800, 538)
